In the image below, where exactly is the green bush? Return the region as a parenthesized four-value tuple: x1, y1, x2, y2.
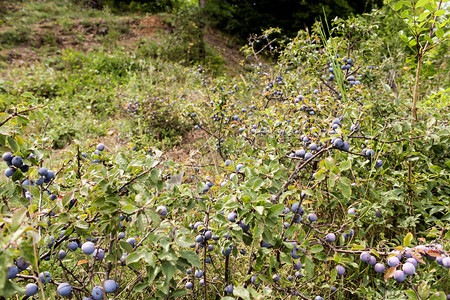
(0, 2, 448, 300)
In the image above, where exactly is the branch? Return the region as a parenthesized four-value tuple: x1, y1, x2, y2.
(272, 146, 332, 203)
(118, 163, 159, 196)
(0, 105, 44, 128)
(348, 135, 423, 144)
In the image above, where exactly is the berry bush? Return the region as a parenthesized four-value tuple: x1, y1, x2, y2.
(0, 1, 449, 299)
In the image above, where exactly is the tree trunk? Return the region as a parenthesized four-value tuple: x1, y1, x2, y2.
(199, 0, 206, 8)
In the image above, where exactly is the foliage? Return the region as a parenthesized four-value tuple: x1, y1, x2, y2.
(0, 1, 449, 300)
(204, 0, 385, 39)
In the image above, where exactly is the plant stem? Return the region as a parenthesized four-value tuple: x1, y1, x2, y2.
(411, 56, 422, 124)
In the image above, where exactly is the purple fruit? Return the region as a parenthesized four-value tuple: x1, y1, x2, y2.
(68, 241, 78, 251)
(308, 213, 317, 222)
(91, 286, 103, 300)
(393, 270, 406, 282)
(2, 152, 13, 162)
(402, 262, 416, 275)
(326, 233, 336, 242)
(38, 167, 48, 176)
(291, 203, 304, 214)
(293, 262, 302, 270)
(360, 252, 371, 263)
(375, 209, 383, 218)
(7, 266, 19, 279)
(104, 279, 118, 293)
(185, 282, 193, 289)
(333, 138, 344, 148)
(368, 256, 377, 266)
(342, 141, 350, 151)
(81, 241, 95, 255)
(225, 285, 233, 293)
(388, 256, 400, 267)
(406, 258, 418, 268)
(272, 274, 280, 282)
(45, 170, 55, 180)
(374, 263, 385, 273)
(195, 270, 203, 278)
(238, 221, 250, 232)
(93, 248, 105, 260)
(296, 149, 306, 157)
(442, 257, 450, 268)
(204, 230, 212, 240)
(16, 257, 28, 270)
(126, 237, 137, 247)
(4, 167, 15, 178)
(227, 212, 237, 222)
(57, 282, 72, 297)
(261, 240, 272, 248)
(156, 205, 167, 216)
(25, 283, 38, 296)
(336, 265, 345, 275)
(222, 246, 231, 256)
(11, 156, 23, 167)
(97, 143, 105, 151)
(39, 271, 51, 284)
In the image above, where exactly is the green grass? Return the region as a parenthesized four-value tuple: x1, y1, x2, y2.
(0, 0, 228, 151)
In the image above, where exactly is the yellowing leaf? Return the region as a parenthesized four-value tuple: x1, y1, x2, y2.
(403, 232, 413, 247)
(384, 267, 396, 282)
(426, 249, 442, 258)
(411, 252, 426, 264)
(77, 259, 89, 265)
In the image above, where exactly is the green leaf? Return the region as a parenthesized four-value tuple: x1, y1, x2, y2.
(404, 290, 418, 299)
(122, 203, 139, 214)
(253, 224, 264, 239)
(161, 261, 176, 281)
(333, 253, 341, 263)
(233, 286, 251, 300)
(7, 137, 18, 152)
(337, 177, 352, 199)
(404, 232, 413, 247)
(351, 245, 365, 251)
(416, 0, 431, 8)
(126, 251, 144, 264)
(255, 206, 264, 215)
(339, 160, 351, 171)
(115, 153, 129, 170)
(408, 39, 417, 47)
(304, 256, 315, 278)
(11, 207, 28, 231)
(314, 252, 327, 261)
(429, 292, 446, 300)
(310, 244, 324, 253)
(267, 203, 284, 218)
(171, 289, 188, 297)
(179, 250, 201, 268)
(393, 1, 411, 11)
(323, 157, 335, 170)
(119, 241, 133, 253)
